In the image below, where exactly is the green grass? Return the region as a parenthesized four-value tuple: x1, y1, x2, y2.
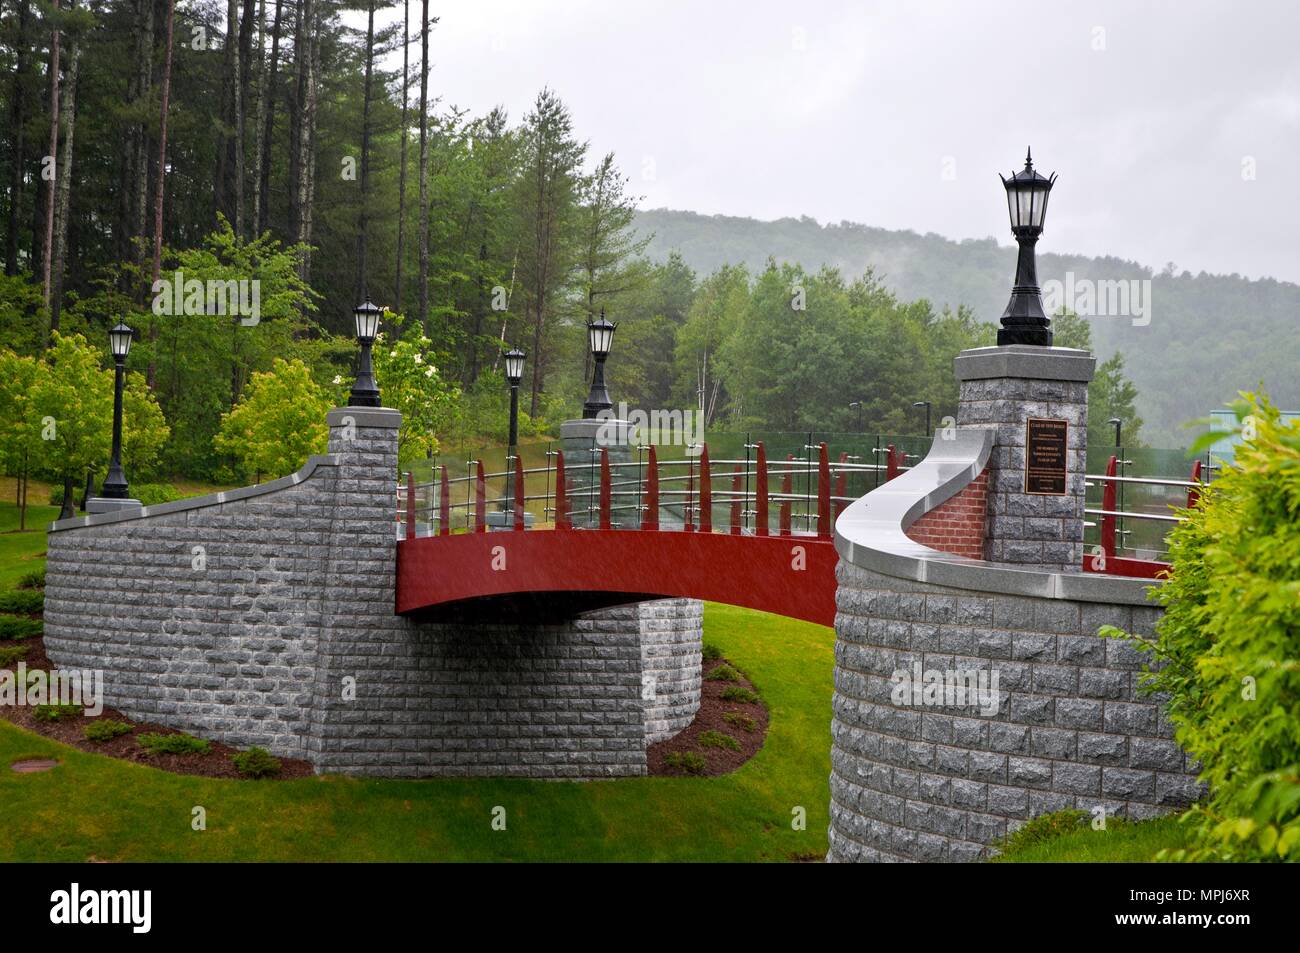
(0, 500, 57, 591)
(991, 813, 1190, 863)
(0, 602, 834, 862)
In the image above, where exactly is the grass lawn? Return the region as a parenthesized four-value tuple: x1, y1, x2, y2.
(992, 814, 1189, 863)
(0, 603, 835, 862)
(0, 495, 56, 590)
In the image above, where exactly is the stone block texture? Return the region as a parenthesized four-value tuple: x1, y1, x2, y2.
(957, 376, 1089, 571)
(827, 561, 1199, 863)
(904, 469, 988, 559)
(44, 408, 702, 778)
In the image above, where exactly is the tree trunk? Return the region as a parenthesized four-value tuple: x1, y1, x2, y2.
(394, 0, 409, 314)
(49, 0, 81, 334)
(250, 0, 266, 236)
(291, 0, 317, 284)
(131, 0, 154, 253)
(257, 0, 282, 237)
(58, 472, 75, 521)
(355, 0, 375, 302)
(5, 0, 32, 276)
(148, 0, 176, 387)
(41, 0, 62, 326)
(417, 0, 429, 334)
(236, 0, 255, 238)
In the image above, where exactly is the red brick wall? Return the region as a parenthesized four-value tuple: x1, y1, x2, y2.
(903, 469, 988, 560)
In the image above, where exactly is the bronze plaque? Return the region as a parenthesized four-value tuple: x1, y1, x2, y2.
(1025, 418, 1068, 495)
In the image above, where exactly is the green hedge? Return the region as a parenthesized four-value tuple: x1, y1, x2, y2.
(0, 615, 42, 641)
(1106, 394, 1300, 862)
(0, 590, 43, 614)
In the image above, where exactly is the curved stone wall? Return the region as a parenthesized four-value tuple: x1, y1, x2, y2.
(829, 561, 1195, 862)
(638, 598, 704, 744)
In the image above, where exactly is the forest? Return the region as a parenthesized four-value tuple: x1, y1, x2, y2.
(0, 0, 1144, 512)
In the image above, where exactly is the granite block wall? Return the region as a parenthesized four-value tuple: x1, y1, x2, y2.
(43, 407, 703, 778)
(827, 560, 1200, 863)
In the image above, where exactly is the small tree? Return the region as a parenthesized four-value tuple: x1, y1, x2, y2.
(214, 357, 330, 482)
(370, 316, 460, 469)
(0, 349, 44, 528)
(30, 333, 112, 518)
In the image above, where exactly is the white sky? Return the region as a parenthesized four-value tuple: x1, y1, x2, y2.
(352, 0, 1300, 283)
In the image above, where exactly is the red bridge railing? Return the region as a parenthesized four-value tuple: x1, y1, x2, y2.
(1082, 455, 1207, 578)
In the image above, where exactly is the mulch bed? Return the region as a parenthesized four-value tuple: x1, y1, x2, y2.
(1, 634, 314, 780)
(647, 655, 769, 776)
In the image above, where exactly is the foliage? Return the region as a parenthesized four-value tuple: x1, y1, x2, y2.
(1053, 311, 1144, 448)
(0, 615, 42, 640)
(1104, 394, 1300, 861)
(701, 643, 723, 663)
(231, 746, 282, 779)
(722, 711, 757, 733)
(663, 751, 707, 775)
(137, 733, 212, 756)
(32, 704, 83, 722)
(84, 720, 134, 743)
(0, 645, 29, 667)
(17, 569, 45, 591)
(369, 316, 461, 467)
(0, 590, 43, 614)
(720, 686, 760, 704)
(697, 730, 741, 752)
(50, 482, 188, 508)
(704, 663, 741, 682)
(214, 358, 331, 483)
(995, 809, 1090, 853)
(992, 814, 1188, 863)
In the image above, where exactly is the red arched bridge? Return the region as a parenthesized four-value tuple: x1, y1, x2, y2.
(393, 437, 1207, 624)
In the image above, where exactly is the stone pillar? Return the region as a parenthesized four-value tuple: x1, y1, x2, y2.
(560, 417, 639, 529)
(954, 345, 1094, 571)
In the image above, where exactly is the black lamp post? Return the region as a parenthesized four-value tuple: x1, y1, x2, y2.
(504, 347, 526, 452)
(582, 309, 616, 419)
(100, 322, 134, 499)
(998, 147, 1057, 347)
(849, 400, 863, 433)
(913, 400, 932, 437)
(348, 297, 382, 407)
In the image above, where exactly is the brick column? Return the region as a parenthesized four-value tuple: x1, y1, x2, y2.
(955, 345, 1094, 571)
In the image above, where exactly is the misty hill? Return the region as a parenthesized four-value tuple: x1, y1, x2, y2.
(635, 208, 1300, 446)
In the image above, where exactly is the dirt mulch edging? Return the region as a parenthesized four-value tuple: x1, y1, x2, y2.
(1, 635, 314, 780)
(647, 656, 769, 776)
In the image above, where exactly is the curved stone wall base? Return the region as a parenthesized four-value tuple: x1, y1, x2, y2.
(639, 598, 704, 744)
(829, 561, 1200, 862)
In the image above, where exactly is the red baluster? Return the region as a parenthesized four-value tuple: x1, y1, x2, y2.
(833, 451, 849, 518)
(600, 448, 612, 530)
(474, 460, 486, 533)
(699, 444, 712, 533)
(555, 450, 570, 529)
(513, 455, 526, 531)
(1188, 459, 1202, 509)
(1101, 455, 1118, 558)
(755, 442, 769, 537)
(779, 454, 792, 537)
(886, 444, 899, 481)
(730, 464, 742, 535)
(817, 442, 831, 541)
(643, 446, 660, 530)
(684, 456, 695, 532)
(439, 465, 451, 536)
(406, 471, 416, 540)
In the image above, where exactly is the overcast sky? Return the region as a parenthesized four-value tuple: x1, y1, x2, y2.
(353, 0, 1300, 283)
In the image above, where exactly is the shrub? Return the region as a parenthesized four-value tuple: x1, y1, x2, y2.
(723, 711, 757, 733)
(33, 703, 83, 722)
(663, 752, 707, 775)
(0, 645, 28, 666)
(0, 615, 43, 640)
(48, 482, 185, 508)
(701, 643, 723, 663)
(232, 746, 282, 779)
(138, 732, 211, 756)
(704, 663, 741, 682)
(995, 810, 1091, 854)
(0, 590, 44, 614)
(721, 686, 760, 704)
(698, 730, 741, 752)
(84, 720, 134, 743)
(17, 569, 45, 591)
(1105, 395, 1300, 862)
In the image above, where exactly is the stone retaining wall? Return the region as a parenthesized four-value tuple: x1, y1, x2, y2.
(43, 407, 702, 778)
(828, 561, 1199, 862)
